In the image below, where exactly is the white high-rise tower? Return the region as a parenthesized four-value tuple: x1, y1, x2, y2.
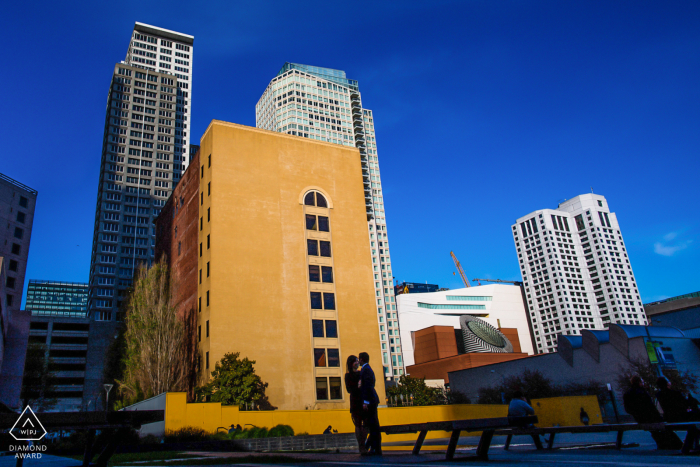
(256, 63, 402, 379)
(512, 194, 646, 354)
(88, 23, 194, 321)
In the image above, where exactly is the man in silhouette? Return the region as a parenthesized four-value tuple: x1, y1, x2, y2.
(359, 352, 381, 455)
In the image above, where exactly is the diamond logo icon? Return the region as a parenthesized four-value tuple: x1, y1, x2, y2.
(10, 406, 47, 441)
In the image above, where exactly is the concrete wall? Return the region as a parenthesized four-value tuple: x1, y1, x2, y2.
(647, 306, 700, 331)
(449, 334, 700, 406)
(84, 320, 120, 410)
(194, 122, 385, 410)
(646, 297, 700, 318)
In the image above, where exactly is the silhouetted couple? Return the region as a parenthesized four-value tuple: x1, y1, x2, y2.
(345, 352, 382, 456)
(623, 374, 699, 450)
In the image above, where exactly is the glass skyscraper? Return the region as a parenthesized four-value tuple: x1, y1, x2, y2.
(256, 64, 402, 378)
(26, 280, 89, 318)
(88, 23, 194, 321)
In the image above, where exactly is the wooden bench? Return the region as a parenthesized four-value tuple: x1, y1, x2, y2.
(0, 410, 164, 467)
(381, 415, 538, 460)
(496, 421, 700, 455)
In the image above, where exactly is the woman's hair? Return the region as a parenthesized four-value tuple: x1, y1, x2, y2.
(630, 374, 642, 387)
(656, 376, 669, 388)
(346, 355, 358, 374)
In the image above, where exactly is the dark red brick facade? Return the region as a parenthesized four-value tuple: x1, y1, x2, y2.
(155, 150, 200, 398)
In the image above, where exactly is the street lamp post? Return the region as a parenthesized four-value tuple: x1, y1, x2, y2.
(104, 384, 114, 412)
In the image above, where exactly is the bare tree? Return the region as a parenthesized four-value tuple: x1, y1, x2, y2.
(118, 258, 185, 402)
(617, 358, 698, 397)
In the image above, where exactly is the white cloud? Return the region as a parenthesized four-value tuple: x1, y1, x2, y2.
(663, 232, 678, 241)
(654, 232, 692, 257)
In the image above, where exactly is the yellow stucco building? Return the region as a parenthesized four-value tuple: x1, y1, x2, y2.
(193, 121, 385, 410)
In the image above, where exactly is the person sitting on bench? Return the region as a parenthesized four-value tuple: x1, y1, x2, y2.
(508, 390, 543, 449)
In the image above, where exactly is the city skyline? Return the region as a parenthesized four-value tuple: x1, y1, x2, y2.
(3, 1, 699, 308)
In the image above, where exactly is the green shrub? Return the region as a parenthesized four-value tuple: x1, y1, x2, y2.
(268, 424, 294, 437)
(164, 426, 209, 443)
(140, 434, 162, 445)
(251, 427, 269, 438)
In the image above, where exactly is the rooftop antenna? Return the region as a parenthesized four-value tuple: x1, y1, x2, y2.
(591, 187, 594, 193)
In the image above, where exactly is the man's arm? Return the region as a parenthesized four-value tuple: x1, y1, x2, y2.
(361, 366, 374, 406)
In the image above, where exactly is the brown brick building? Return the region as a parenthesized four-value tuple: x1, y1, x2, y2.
(155, 150, 200, 396)
(407, 325, 529, 384)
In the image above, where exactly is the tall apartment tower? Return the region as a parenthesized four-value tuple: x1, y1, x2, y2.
(512, 193, 646, 354)
(256, 63, 401, 379)
(88, 23, 193, 321)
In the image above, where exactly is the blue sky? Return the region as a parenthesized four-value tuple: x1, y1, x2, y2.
(2, 0, 698, 305)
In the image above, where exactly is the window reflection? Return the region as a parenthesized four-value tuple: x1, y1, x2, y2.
(307, 239, 318, 256)
(304, 192, 315, 206)
(323, 292, 335, 310)
(321, 266, 333, 283)
(329, 377, 342, 399)
(312, 319, 324, 337)
(318, 216, 329, 232)
(309, 265, 320, 282)
(316, 377, 328, 400)
(314, 348, 326, 367)
(310, 292, 323, 309)
(325, 320, 338, 338)
(306, 214, 317, 230)
(327, 349, 340, 367)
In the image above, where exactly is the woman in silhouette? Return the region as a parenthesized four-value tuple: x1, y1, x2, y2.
(345, 355, 367, 454)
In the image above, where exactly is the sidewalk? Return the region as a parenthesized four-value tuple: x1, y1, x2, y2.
(0, 431, 696, 467)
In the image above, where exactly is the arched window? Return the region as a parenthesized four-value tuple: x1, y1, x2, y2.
(304, 191, 327, 207)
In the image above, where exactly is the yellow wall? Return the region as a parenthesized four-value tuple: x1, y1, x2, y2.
(196, 121, 385, 411)
(164, 392, 602, 442)
(531, 395, 602, 427)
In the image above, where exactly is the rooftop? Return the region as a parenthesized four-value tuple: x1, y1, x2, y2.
(277, 62, 359, 90)
(645, 290, 700, 306)
(134, 22, 194, 44)
(0, 172, 38, 196)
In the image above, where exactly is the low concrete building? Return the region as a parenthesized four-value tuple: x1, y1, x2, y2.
(448, 324, 700, 409)
(398, 284, 535, 370)
(645, 291, 700, 337)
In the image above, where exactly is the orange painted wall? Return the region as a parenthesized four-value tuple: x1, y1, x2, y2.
(413, 326, 458, 364)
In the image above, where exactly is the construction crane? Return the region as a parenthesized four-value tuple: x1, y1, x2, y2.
(471, 278, 522, 286)
(450, 251, 471, 288)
